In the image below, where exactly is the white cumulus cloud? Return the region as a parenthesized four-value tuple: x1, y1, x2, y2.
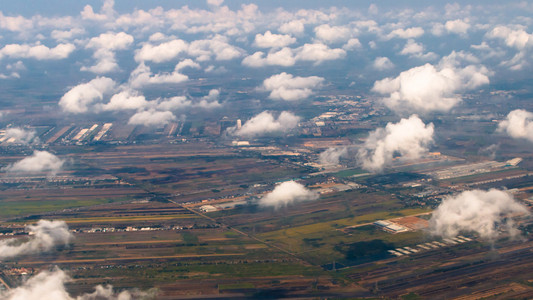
(279, 20, 305, 35)
(498, 109, 533, 142)
(128, 110, 176, 126)
(372, 61, 489, 114)
(128, 62, 189, 88)
(254, 31, 296, 48)
(314, 24, 351, 44)
(3, 127, 37, 144)
(134, 39, 188, 63)
(230, 111, 299, 137)
(156, 89, 221, 111)
(51, 28, 85, 41)
(487, 26, 533, 50)
(0, 43, 75, 60)
(242, 47, 295, 67)
(0, 267, 154, 300)
(429, 189, 529, 240)
(243, 42, 345, 67)
(373, 57, 394, 70)
(319, 147, 347, 166)
(259, 181, 319, 209)
(82, 33, 134, 74)
(386, 27, 424, 39)
(3, 151, 65, 175)
(101, 90, 148, 111)
(59, 77, 115, 113)
(0, 220, 72, 259)
(188, 35, 243, 61)
(294, 43, 346, 63)
(357, 115, 434, 172)
(207, 0, 224, 6)
(262, 72, 324, 101)
(81, 0, 115, 21)
(445, 19, 471, 35)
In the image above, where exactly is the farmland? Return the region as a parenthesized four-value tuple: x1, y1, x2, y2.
(0, 140, 532, 298)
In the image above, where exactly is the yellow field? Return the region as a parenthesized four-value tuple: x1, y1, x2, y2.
(259, 208, 430, 241)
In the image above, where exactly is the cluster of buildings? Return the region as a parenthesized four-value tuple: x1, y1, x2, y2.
(423, 158, 522, 180)
(388, 236, 473, 257)
(74, 225, 190, 234)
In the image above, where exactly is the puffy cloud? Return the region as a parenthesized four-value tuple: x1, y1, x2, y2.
(86, 32, 133, 51)
(80, 51, 119, 74)
(357, 115, 434, 172)
(175, 58, 201, 71)
(188, 35, 243, 61)
(0, 220, 72, 259)
(353, 20, 379, 33)
(2, 268, 71, 300)
(399, 39, 438, 60)
(156, 96, 191, 111)
(101, 90, 148, 111)
(0, 43, 75, 60)
(0, 267, 153, 300)
(81, 0, 115, 21)
(83, 32, 134, 73)
(230, 111, 299, 137)
(3, 127, 37, 144)
(400, 39, 424, 55)
(373, 57, 394, 70)
(148, 32, 167, 42)
(484, 27, 533, 70)
(243, 43, 345, 67)
(59, 77, 115, 114)
(342, 38, 362, 50)
(51, 28, 85, 41)
(134, 39, 188, 63)
(204, 65, 227, 74)
(314, 24, 351, 44)
(279, 20, 305, 35)
(259, 181, 319, 209)
(262, 72, 324, 101)
(114, 7, 166, 30)
(197, 89, 222, 108)
(242, 47, 295, 67)
(157, 89, 221, 111)
(294, 43, 346, 63)
(163, 4, 259, 36)
(0, 11, 33, 32)
(372, 61, 489, 113)
(431, 23, 446, 36)
(445, 19, 471, 35)
(487, 26, 533, 50)
(319, 147, 347, 166)
(128, 110, 176, 126)
(128, 60, 197, 89)
(3, 151, 65, 175)
(497, 109, 533, 142)
(207, 0, 224, 7)
(429, 189, 529, 240)
(386, 27, 424, 39)
(254, 31, 296, 48)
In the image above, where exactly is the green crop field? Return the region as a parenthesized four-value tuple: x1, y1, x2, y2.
(0, 198, 127, 218)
